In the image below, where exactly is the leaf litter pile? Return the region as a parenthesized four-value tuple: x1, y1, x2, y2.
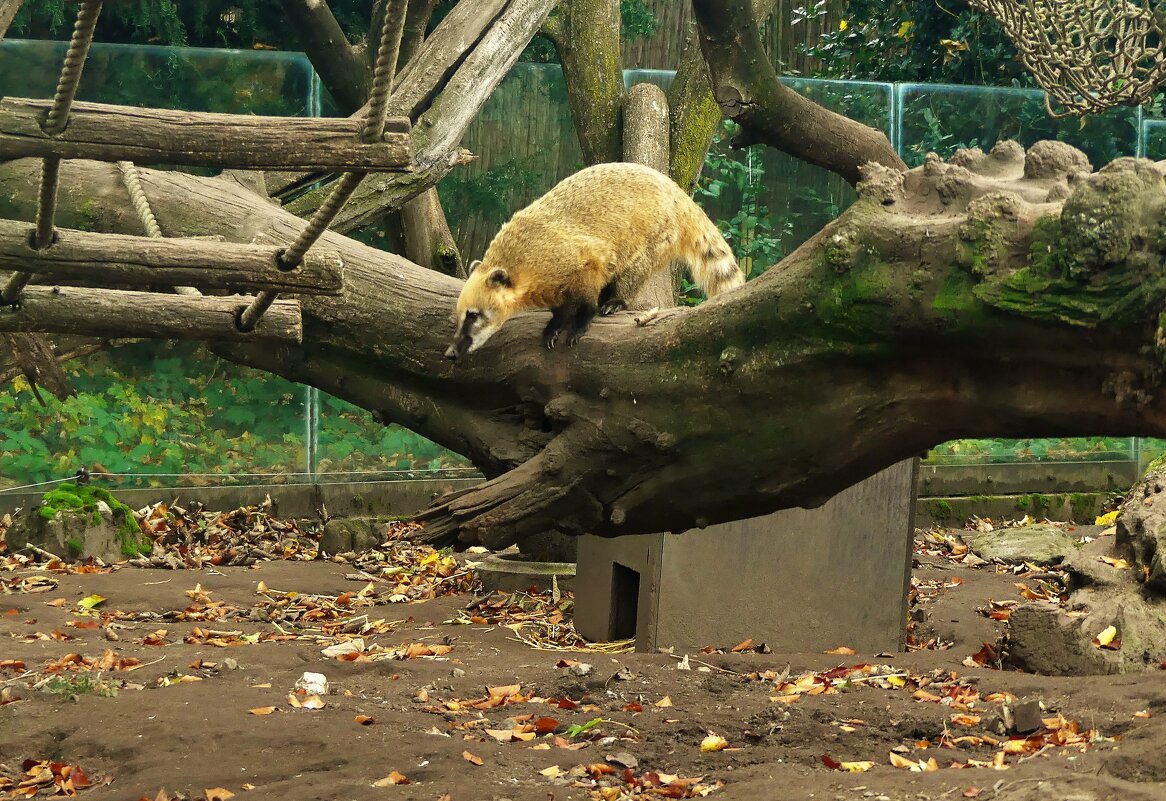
(2, 503, 1164, 800)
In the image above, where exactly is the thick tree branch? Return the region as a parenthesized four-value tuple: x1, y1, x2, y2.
(285, 0, 370, 112)
(284, 0, 555, 232)
(3, 142, 1165, 551)
(548, 0, 625, 165)
(667, 0, 778, 189)
(691, 0, 906, 186)
(0, 0, 22, 40)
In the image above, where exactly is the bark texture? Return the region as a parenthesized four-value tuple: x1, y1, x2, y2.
(547, 0, 625, 165)
(285, 0, 370, 111)
(5, 141, 1166, 549)
(691, 0, 905, 186)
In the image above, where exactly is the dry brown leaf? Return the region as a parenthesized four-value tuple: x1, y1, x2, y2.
(463, 750, 484, 766)
(249, 707, 276, 715)
(204, 789, 235, 801)
(655, 696, 673, 708)
(372, 771, 410, 787)
(825, 646, 856, 655)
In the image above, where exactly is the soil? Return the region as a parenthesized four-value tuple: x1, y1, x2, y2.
(3, 524, 1166, 801)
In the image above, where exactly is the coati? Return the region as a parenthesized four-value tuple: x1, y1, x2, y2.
(444, 162, 745, 360)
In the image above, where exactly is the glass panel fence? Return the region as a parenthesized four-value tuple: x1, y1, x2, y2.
(4, 42, 1166, 489)
(0, 41, 315, 491)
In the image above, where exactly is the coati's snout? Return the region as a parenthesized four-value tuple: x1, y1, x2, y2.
(446, 264, 512, 362)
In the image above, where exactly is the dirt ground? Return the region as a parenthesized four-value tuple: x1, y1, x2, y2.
(3, 512, 1166, 801)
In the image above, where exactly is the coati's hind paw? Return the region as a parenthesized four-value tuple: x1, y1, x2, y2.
(599, 299, 627, 316)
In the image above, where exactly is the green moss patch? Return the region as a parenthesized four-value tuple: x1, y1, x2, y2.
(38, 484, 151, 557)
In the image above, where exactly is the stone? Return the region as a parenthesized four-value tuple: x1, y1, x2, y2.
(1063, 537, 1127, 589)
(1009, 699, 1044, 734)
(5, 486, 150, 563)
(319, 518, 385, 554)
(967, 523, 1077, 564)
(474, 553, 576, 594)
(1009, 585, 1166, 675)
(1116, 469, 1166, 593)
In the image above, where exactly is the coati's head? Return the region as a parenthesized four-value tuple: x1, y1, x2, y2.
(444, 260, 517, 360)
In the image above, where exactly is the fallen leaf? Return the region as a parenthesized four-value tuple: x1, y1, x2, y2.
(730, 638, 754, 652)
(354, 715, 376, 725)
(1134, 710, 1152, 719)
(700, 734, 728, 752)
(839, 761, 874, 773)
(820, 754, 842, 770)
(1093, 625, 1119, 649)
(1095, 510, 1119, 526)
(204, 789, 235, 801)
(825, 646, 856, 655)
(249, 707, 276, 715)
(655, 696, 673, 708)
(372, 771, 410, 787)
(1099, 556, 1130, 569)
(77, 594, 106, 610)
(539, 765, 564, 778)
(463, 750, 483, 766)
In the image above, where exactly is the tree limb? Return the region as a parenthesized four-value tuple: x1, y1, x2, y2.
(548, 0, 625, 165)
(691, 0, 906, 186)
(284, 0, 370, 112)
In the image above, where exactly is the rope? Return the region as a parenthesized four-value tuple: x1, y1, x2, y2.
(1, 0, 103, 305)
(117, 160, 199, 296)
(237, 0, 405, 332)
(117, 162, 162, 238)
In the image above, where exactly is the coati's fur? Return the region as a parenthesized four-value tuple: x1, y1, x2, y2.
(445, 162, 744, 360)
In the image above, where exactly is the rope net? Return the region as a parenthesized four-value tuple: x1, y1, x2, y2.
(968, 0, 1166, 117)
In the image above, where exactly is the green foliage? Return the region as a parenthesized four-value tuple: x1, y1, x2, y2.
(11, 0, 373, 50)
(793, 0, 1028, 86)
(690, 121, 792, 303)
(924, 438, 1137, 465)
(42, 674, 118, 698)
(439, 158, 542, 229)
(0, 341, 469, 490)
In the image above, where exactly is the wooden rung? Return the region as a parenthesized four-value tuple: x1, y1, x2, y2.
(0, 220, 345, 295)
(0, 285, 303, 343)
(0, 98, 412, 171)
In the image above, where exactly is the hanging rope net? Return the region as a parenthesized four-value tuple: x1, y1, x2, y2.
(967, 0, 1166, 117)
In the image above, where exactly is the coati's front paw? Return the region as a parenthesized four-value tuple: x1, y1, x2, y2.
(599, 300, 627, 316)
(566, 331, 584, 347)
(543, 327, 562, 349)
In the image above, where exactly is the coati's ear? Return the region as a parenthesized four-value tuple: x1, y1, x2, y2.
(467, 259, 483, 274)
(486, 268, 511, 288)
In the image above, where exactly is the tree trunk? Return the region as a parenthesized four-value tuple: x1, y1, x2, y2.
(546, 0, 625, 165)
(5, 141, 1166, 550)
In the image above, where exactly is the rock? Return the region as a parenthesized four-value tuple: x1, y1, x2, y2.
(1115, 468, 1166, 593)
(1009, 584, 1166, 675)
(319, 518, 386, 554)
(1063, 538, 1127, 589)
(568, 662, 593, 677)
(295, 672, 329, 696)
(967, 523, 1077, 564)
(5, 485, 150, 563)
(1009, 699, 1044, 734)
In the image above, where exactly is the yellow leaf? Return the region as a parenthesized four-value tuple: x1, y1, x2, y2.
(1134, 710, 1152, 719)
(1099, 556, 1130, 569)
(889, 752, 915, 770)
(77, 594, 106, 610)
(655, 696, 673, 708)
(1094, 625, 1118, 647)
(896, 20, 912, 37)
(839, 761, 873, 773)
(700, 734, 729, 752)
(886, 675, 906, 688)
(839, 18, 849, 30)
(255, 581, 268, 594)
(539, 766, 564, 777)
(463, 750, 484, 766)
(204, 789, 235, 801)
(249, 706, 276, 715)
(1095, 510, 1119, 526)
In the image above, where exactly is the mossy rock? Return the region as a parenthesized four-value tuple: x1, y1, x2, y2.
(7, 483, 151, 562)
(967, 523, 1077, 565)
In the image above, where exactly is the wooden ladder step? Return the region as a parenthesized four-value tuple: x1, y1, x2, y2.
(0, 285, 303, 343)
(0, 98, 412, 171)
(0, 220, 345, 295)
